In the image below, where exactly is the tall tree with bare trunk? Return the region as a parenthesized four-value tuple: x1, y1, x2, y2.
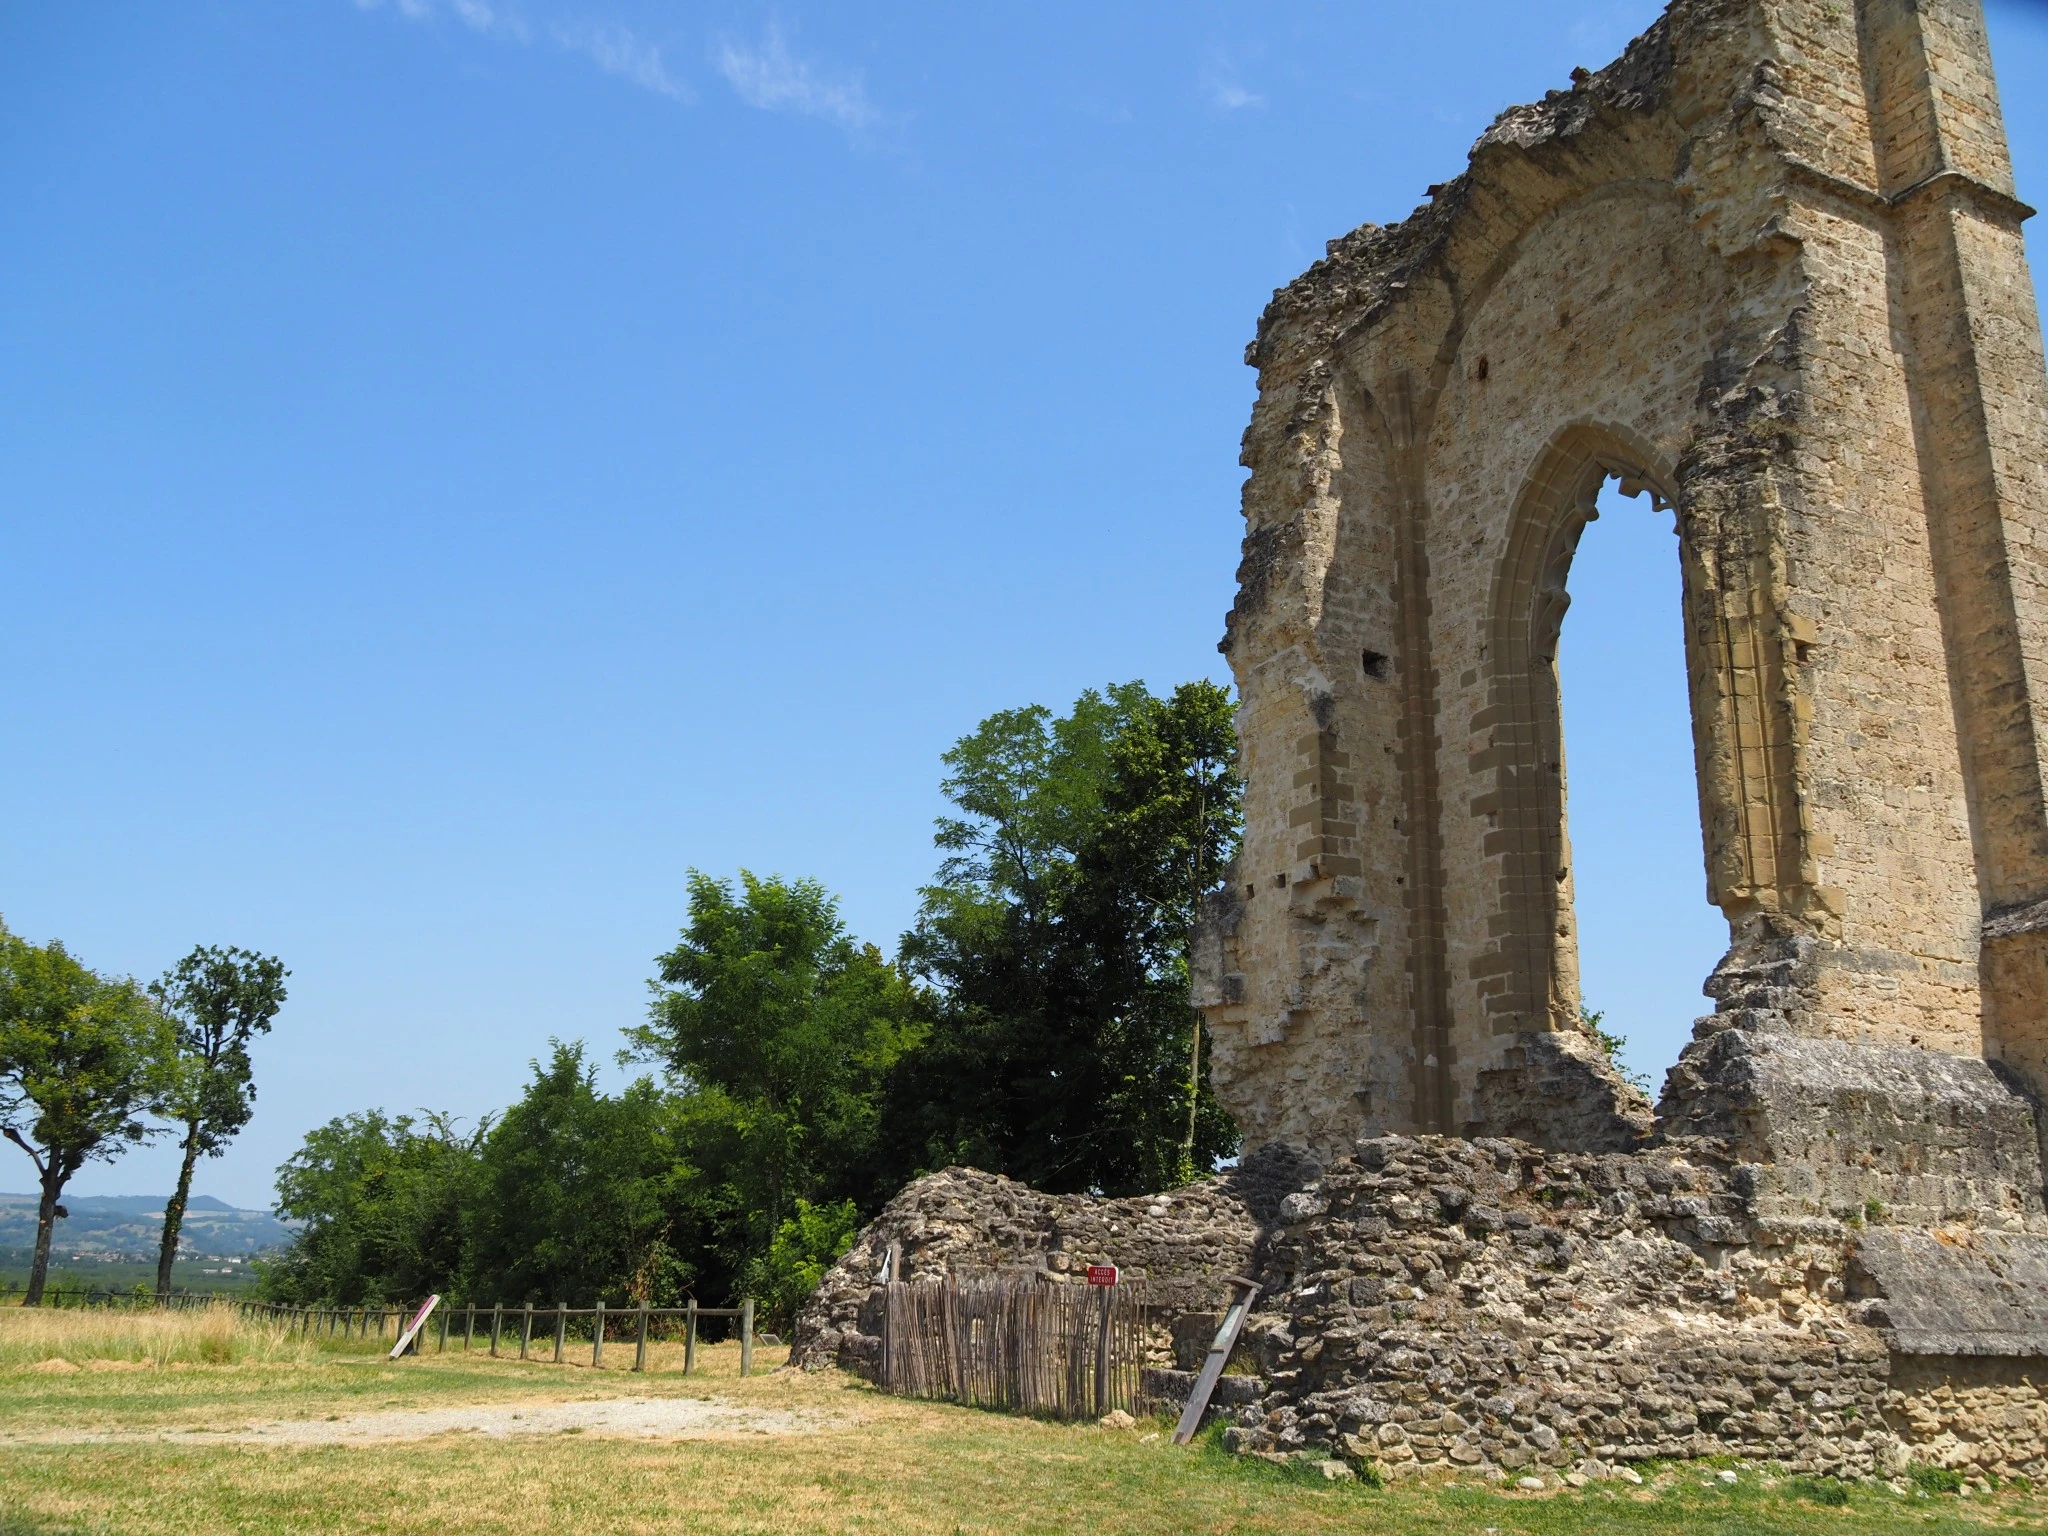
(149, 946, 288, 1295)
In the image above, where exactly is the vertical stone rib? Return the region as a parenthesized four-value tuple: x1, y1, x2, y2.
(1384, 376, 1456, 1133)
(1862, 0, 2048, 910)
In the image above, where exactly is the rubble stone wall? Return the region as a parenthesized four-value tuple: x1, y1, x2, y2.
(796, 1136, 2048, 1480)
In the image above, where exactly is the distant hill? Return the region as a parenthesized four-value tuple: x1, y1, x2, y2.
(0, 1193, 297, 1262)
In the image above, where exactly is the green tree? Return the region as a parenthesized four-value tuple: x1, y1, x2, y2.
(461, 1042, 698, 1306)
(0, 922, 172, 1304)
(886, 681, 1242, 1196)
(1091, 680, 1241, 1180)
(630, 871, 924, 1289)
(148, 946, 289, 1296)
(261, 1109, 482, 1305)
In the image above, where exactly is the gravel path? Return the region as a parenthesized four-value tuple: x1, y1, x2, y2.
(3, 1396, 844, 1446)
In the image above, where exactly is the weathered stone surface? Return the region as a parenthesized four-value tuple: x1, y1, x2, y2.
(1180, 0, 2048, 1467)
(796, 1133, 2048, 1477)
(1192, 0, 2048, 1181)
(1661, 1029, 2048, 1230)
(1852, 1230, 2048, 1356)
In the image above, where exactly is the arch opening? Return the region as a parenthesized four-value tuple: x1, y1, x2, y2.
(1552, 475, 1727, 1094)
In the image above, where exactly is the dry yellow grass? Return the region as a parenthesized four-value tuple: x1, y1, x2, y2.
(2, 1334, 2045, 1535)
(0, 1299, 321, 1370)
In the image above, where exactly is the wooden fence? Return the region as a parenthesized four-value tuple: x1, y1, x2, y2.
(14, 1288, 757, 1376)
(877, 1278, 1146, 1419)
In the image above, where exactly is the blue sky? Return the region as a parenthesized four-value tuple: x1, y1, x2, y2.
(3, 1, 2045, 1209)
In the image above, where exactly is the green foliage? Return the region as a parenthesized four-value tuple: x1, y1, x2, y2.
(887, 681, 1241, 1196)
(754, 1197, 857, 1329)
(260, 678, 1244, 1309)
(148, 945, 288, 1293)
(260, 1108, 482, 1305)
(1579, 1004, 1652, 1094)
(1907, 1464, 1965, 1495)
(462, 1042, 700, 1307)
(1786, 1476, 1851, 1506)
(266, 875, 922, 1310)
(632, 870, 925, 1246)
(0, 921, 174, 1303)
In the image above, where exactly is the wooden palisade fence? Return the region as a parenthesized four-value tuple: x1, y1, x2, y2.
(16, 1288, 757, 1376)
(877, 1278, 1146, 1420)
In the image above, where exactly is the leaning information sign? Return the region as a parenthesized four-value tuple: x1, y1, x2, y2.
(389, 1294, 441, 1359)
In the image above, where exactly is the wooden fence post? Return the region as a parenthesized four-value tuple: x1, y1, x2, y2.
(489, 1302, 503, 1358)
(1093, 1285, 1112, 1418)
(463, 1303, 475, 1352)
(553, 1303, 567, 1364)
(633, 1303, 649, 1372)
(741, 1298, 754, 1378)
(684, 1299, 696, 1376)
(592, 1301, 605, 1368)
(878, 1284, 891, 1391)
(437, 1305, 449, 1353)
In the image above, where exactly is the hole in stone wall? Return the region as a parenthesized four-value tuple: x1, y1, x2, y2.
(1553, 476, 1727, 1097)
(1362, 648, 1390, 680)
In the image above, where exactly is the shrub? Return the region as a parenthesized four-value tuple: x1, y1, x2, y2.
(1786, 1476, 1850, 1507)
(1908, 1464, 1965, 1495)
(753, 1198, 858, 1330)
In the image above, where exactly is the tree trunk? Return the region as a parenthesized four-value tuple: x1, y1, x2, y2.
(26, 1175, 62, 1306)
(1180, 778, 1209, 1177)
(156, 1121, 202, 1297)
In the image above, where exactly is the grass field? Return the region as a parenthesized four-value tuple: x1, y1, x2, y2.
(3, 1306, 2046, 1536)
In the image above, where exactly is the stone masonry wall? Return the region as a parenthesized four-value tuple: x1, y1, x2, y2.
(1196, 0, 2048, 1168)
(797, 1136, 2048, 1480)
(790, 1163, 1275, 1378)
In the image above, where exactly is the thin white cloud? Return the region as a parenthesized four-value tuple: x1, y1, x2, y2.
(347, 2, 696, 110)
(714, 22, 877, 133)
(451, 0, 529, 41)
(1201, 51, 1263, 112)
(552, 21, 694, 102)
(352, 0, 527, 39)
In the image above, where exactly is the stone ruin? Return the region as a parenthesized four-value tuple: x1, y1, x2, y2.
(796, 0, 2048, 1481)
